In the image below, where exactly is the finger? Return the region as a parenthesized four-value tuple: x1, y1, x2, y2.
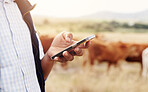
(77, 41, 91, 48)
(53, 57, 60, 61)
(85, 41, 91, 48)
(54, 57, 67, 63)
(62, 32, 73, 42)
(74, 47, 83, 56)
(63, 51, 74, 61)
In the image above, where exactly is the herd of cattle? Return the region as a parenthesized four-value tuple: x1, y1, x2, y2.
(39, 34, 148, 77)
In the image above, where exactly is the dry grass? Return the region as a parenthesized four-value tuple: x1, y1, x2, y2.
(98, 32, 148, 43)
(43, 32, 148, 92)
(45, 58, 148, 92)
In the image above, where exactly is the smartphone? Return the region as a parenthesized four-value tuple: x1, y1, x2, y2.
(51, 34, 95, 60)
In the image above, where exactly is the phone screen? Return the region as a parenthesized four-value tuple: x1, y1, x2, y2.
(51, 34, 95, 59)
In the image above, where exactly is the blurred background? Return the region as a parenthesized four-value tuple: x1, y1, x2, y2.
(30, 0, 148, 92)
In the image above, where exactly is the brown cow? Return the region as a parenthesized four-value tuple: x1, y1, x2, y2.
(126, 43, 148, 75)
(83, 35, 148, 74)
(83, 38, 133, 71)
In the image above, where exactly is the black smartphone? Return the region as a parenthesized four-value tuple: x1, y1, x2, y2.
(51, 34, 95, 60)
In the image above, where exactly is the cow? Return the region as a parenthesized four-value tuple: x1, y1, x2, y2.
(83, 37, 133, 72)
(39, 35, 54, 53)
(83, 34, 148, 75)
(142, 48, 148, 78)
(126, 43, 148, 75)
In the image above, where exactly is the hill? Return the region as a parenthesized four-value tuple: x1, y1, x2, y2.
(82, 10, 148, 22)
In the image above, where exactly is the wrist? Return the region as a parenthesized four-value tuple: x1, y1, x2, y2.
(46, 52, 54, 63)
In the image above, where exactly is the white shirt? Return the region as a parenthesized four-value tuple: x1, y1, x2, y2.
(0, 0, 44, 91)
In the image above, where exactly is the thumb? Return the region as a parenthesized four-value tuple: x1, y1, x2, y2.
(62, 32, 73, 42)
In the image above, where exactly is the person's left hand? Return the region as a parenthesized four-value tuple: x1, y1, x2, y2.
(47, 32, 90, 62)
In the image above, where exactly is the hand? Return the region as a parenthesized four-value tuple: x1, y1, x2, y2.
(47, 31, 90, 62)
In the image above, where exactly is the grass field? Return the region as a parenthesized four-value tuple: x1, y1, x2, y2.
(45, 59, 148, 92)
(34, 17, 148, 92)
(41, 32, 148, 92)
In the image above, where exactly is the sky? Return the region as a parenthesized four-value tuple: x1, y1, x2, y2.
(30, 0, 148, 18)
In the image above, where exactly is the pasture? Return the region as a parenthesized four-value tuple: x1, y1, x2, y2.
(40, 33, 148, 92)
(45, 61, 147, 92)
(35, 17, 148, 92)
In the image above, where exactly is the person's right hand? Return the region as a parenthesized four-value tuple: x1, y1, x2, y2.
(47, 32, 90, 62)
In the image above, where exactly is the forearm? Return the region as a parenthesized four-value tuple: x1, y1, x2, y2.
(41, 53, 54, 80)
